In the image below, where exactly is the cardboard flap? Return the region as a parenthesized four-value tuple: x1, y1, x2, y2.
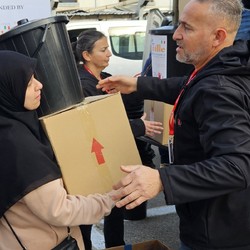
(39, 94, 119, 119)
(82, 93, 114, 104)
(106, 240, 171, 250)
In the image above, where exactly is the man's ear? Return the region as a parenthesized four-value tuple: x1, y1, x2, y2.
(82, 51, 91, 62)
(213, 28, 227, 47)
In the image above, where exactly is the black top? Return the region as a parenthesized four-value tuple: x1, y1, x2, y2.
(242, 0, 250, 9)
(0, 51, 61, 217)
(137, 40, 250, 249)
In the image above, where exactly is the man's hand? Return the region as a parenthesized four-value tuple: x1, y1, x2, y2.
(110, 165, 164, 209)
(96, 75, 137, 94)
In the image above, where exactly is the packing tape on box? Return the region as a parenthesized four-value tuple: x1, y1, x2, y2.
(78, 106, 115, 187)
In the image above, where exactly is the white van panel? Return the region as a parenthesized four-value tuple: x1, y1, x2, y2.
(66, 20, 147, 76)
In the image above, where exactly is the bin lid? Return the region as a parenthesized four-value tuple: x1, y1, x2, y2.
(150, 25, 176, 35)
(0, 15, 69, 42)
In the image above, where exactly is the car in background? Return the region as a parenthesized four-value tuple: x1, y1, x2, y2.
(66, 20, 147, 76)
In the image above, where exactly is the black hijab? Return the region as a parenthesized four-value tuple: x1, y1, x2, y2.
(0, 51, 61, 217)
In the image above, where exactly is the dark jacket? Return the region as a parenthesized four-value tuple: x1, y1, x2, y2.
(78, 65, 155, 166)
(242, 0, 250, 10)
(137, 40, 250, 249)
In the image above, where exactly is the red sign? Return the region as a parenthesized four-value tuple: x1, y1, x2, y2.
(91, 138, 105, 165)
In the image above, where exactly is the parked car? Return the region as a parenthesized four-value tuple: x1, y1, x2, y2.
(66, 19, 147, 76)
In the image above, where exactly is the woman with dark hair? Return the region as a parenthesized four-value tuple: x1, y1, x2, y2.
(0, 50, 118, 250)
(72, 30, 163, 249)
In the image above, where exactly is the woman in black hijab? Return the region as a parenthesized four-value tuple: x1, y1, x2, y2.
(0, 51, 116, 250)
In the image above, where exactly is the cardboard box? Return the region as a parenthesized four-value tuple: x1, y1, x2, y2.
(41, 93, 141, 196)
(106, 240, 171, 250)
(144, 100, 173, 145)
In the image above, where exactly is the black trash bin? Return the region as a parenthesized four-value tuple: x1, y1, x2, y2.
(150, 25, 193, 77)
(0, 16, 84, 117)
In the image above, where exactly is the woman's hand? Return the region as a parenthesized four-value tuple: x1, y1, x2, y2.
(141, 112, 164, 137)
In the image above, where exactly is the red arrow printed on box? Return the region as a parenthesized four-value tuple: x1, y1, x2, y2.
(91, 138, 105, 165)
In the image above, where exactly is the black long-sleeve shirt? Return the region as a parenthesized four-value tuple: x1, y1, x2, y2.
(136, 40, 250, 250)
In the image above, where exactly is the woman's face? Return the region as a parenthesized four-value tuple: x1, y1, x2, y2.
(85, 37, 112, 70)
(24, 75, 43, 110)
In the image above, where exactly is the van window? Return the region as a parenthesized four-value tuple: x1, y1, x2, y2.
(67, 24, 146, 60)
(109, 27, 145, 60)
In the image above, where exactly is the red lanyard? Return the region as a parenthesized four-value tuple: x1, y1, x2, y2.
(169, 70, 198, 136)
(83, 65, 101, 78)
(84, 65, 108, 94)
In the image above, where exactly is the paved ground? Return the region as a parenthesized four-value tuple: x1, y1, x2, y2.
(91, 146, 181, 250)
(91, 193, 180, 250)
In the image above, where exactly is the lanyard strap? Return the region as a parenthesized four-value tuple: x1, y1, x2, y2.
(83, 64, 95, 76)
(169, 70, 198, 136)
(83, 65, 103, 80)
(83, 65, 108, 94)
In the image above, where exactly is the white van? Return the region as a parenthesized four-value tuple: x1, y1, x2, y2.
(66, 20, 147, 76)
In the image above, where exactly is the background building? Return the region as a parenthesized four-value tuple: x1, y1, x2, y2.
(54, 0, 175, 20)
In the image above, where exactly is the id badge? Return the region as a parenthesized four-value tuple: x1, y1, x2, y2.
(168, 135, 174, 164)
